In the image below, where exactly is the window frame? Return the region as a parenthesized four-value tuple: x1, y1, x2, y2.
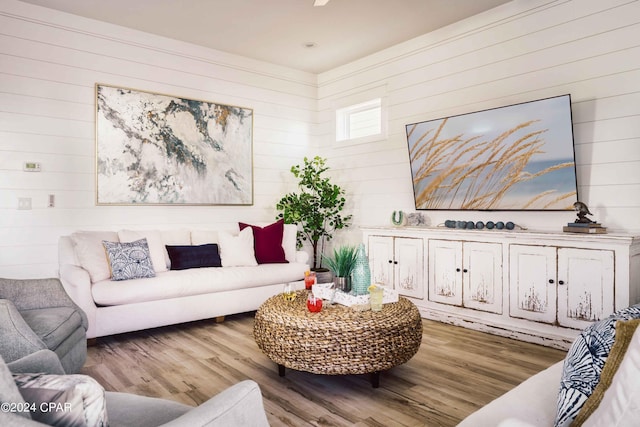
(332, 86, 388, 146)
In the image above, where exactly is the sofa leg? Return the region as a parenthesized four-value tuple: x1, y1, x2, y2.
(87, 338, 98, 347)
(215, 316, 225, 323)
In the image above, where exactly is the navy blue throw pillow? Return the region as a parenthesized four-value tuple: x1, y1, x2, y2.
(165, 244, 222, 270)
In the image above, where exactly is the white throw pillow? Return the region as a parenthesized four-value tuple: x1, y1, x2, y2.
(218, 227, 258, 267)
(118, 230, 168, 272)
(70, 231, 118, 283)
(282, 224, 298, 263)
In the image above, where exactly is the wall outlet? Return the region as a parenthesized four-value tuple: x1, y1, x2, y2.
(18, 198, 32, 210)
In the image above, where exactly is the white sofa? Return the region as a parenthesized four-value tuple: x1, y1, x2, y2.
(457, 361, 563, 426)
(58, 224, 309, 339)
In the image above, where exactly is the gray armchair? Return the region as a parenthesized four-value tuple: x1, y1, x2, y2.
(0, 351, 271, 426)
(0, 278, 88, 374)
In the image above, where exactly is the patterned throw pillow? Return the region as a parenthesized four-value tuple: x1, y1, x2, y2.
(13, 372, 108, 427)
(555, 304, 640, 426)
(102, 238, 156, 281)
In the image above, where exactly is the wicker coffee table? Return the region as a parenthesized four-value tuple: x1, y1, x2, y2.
(253, 290, 422, 387)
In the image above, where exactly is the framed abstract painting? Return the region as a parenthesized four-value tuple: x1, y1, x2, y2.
(95, 84, 253, 205)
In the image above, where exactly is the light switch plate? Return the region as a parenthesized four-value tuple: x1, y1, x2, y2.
(18, 198, 32, 210)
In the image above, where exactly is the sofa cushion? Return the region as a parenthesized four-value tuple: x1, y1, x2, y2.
(20, 307, 84, 351)
(574, 319, 640, 426)
(191, 230, 220, 245)
(555, 304, 640, 426)
(103, 239, 156, 281)
(218, 227, 258, 267)
(91, 262, 308, 306)
(239, 219, 288, 264)
(70, 231, 119, 283)
(166, 244, 222, 270)
(14, 372, 108, 426)
(118, 230, 168, 273)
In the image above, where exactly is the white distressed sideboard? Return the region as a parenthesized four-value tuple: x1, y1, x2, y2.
(361, 226, 640, 349)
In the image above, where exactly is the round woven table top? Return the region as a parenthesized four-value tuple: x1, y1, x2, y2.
(253, 290, 423, 375)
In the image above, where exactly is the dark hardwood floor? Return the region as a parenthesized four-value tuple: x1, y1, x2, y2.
(82, 312, 566, 426)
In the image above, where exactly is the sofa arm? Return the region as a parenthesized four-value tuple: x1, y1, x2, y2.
(7, 349, 65, 375)
(161, 380, 270, 427)
(59, 264, 96, 336)
(457, 361, 563, 427)
(0, 300, 46, 363)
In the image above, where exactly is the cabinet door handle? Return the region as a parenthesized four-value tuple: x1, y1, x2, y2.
(558, 280, 565, 285)
(548, 279, 554, 284)
(456, 268, 461, 272)
(463, 269, 468, 273)
(388, 260, 393, 264)
(394, 261, 398, 265)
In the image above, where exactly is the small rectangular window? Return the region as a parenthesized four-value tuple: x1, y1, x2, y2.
(336, 98, 382, 142)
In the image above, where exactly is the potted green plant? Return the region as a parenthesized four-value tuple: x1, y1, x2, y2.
(322, 245, 357, 292)
(276, 156, 352, 276)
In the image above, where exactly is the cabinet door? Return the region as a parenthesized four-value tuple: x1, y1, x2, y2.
(368, 236, 393, 287)
(509, 245, 557, 323)
(463, 242, 503, 314)
(394, 237, 424, 299)
(557, 248, 614, 329)
(428, 240, 463, 306)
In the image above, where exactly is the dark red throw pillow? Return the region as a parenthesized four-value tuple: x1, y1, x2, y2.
(238, 219, 288, 264)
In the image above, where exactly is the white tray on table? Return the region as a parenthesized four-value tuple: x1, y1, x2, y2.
(311, 283, 399, 307)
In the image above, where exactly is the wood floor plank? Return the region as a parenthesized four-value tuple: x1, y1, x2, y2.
(82, 313, 566, 426)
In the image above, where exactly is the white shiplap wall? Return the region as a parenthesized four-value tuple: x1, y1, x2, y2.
(0, 0, 317, 278)
(2, 0, 639, 279)
(317, 0, 640, 246)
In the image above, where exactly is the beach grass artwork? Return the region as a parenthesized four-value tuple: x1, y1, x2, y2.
(96, 84, 253, 205)
(405, 95, 578, 211)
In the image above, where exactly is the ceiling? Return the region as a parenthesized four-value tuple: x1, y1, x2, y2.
(20, 0, 511, 73)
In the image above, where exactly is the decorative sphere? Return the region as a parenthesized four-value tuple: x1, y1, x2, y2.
(496, 221, 505, 229)
(506, 221, 515, 230)
(475, 221, 485, 229)
(444, 220, 452, 228)
(456, 221, 466, 229)
(486, 221, 495, 229)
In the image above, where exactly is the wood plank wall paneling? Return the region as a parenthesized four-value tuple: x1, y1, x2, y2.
(318, 0, 640, 241)
(0, 0, 317, 278)
(2, 0, 640, 278)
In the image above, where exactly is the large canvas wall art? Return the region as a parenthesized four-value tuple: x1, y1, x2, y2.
(96, 84, 253, 205)
(405, 94, 578, 211)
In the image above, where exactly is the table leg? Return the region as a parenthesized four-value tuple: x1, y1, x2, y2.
(278, 364, 286, 377)
(371, 371, 380, 388)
